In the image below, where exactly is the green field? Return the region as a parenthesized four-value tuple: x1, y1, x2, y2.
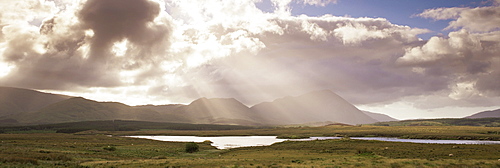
(110, 124, 500, 141)
(1, 124, 500, 167)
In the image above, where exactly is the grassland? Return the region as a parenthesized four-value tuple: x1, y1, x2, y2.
(1, 132, 500, 167)
(373, 118, 500, 127)
(108, 125, 500, 141)
(1, 123, 500, 167)
(0, 120, 256, 134)
(3, 119, 500, 140)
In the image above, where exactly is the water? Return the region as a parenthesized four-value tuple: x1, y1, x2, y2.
(128, 136, 287, 149)
(127, 136, 500, 149)
(303, 137, 500, 145)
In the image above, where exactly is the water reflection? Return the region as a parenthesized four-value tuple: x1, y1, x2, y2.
(303, 137, 500, 145)
(128, 136, 500, 149)
(128, 136, 286, 149)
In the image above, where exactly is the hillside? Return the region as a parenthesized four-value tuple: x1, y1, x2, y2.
(0, 120, 255, 133)
(0, 87, 70, 117)
(373, 118, 500, 127)
(1, 87, 390, 126)
(362, 111, 398, 122)
(135, 104, 185, 114)
(465, 109, 500, 119)
(173, 98, 263, 125)
(251, 90, 378, 125)
(7, 97, 188, 125)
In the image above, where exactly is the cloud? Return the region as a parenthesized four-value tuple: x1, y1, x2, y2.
(0, 0, 56, 25)
(0, 0, 499, 113)
(395, 3, 500, 107)
(300, 0, 337, 6)
(78, 0, 170, 61)
(156, 8, 430, 104)
(418, 5, 500, 32)
(0, 0, 172, 90)
(0, 0, 430, 105)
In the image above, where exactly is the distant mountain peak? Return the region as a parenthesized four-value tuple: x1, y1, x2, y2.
(190, 97, 242, 105)
(252, 90, 378, 125)
(68, 97, 91, 101)
(465, 109, 500, 119)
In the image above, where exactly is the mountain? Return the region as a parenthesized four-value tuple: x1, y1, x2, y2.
(135, 104, 185, 114)
(0, 87, 70, 117)
(173, 98, 263, 125)
(0, 86, 382, 126)
(362, 111, 398, 122)
(8, 97, 188, 125)
(465, 109, 500, 119)
(251, 90, 378, 125)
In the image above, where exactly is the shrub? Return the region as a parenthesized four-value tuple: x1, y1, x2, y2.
(117, 126, 139, 131)
(185, 142, 199, 153)
(36, 154, 72, 161)
(56, 128, 89, 133)
(357, 148, 374, 156)
(103, 146, 116, 151)
(1, 157, 39, 165)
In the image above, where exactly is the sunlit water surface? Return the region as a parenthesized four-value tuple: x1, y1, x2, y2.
(127, 136, 500, 149)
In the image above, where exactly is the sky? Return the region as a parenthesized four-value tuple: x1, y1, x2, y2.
(1, 0, 500, 120)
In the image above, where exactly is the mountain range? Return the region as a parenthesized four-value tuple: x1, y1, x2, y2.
(2, 86, 496, 126)
(465, 109, 500, 119)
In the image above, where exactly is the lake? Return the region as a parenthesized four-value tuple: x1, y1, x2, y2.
(128, 136, 287, 149)
(127, 136, 500, 149)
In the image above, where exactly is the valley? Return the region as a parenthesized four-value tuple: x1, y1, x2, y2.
(1, 86, 500, 167)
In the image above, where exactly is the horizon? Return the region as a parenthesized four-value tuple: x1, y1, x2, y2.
(3, 85, 497, 121)
(1, 0, 500, 120)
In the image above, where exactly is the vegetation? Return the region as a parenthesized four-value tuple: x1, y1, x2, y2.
(0, 120, 257, 134)
(185, 142, 199, 153)
(1, 119, 500, 167)
(0, 133, 499, 167)
(2, 120, 500, 140)
(372, 117, 500, 127)
(106, 125, 500, 141)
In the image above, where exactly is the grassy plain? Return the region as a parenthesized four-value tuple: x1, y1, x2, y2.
(1, 125, 500, 167)
(113, 125, 500, 141)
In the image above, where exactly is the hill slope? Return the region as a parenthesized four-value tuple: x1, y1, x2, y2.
(0, 87, 70, 117)
(10, 97, 188, 125)
(174, 98, 262, 125)
(251, 90, 378, 125)
(465, 109, 500, 119)
(135, 104, 185, 113)
(0, 120, 255, 133)
(362, 111, 398, 122)
(1, 87, 383, 126)
(373, 118, 500, 127)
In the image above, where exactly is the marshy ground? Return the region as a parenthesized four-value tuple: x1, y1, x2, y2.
(1, 125, 500, 167)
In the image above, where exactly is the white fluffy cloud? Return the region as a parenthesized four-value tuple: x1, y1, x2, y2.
(300, 0, 337, 6)
(418, 4, 500, 32)
(397, 3, 500, 107)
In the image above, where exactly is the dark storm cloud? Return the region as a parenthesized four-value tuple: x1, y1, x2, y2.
(0, 0, 171, 90)
(78, 0, 167, 61)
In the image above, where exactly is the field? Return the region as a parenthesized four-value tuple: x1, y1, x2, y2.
(112, 125, 500, 141)
(1, 124, 500, 167)
(3, 119, 500, 140)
